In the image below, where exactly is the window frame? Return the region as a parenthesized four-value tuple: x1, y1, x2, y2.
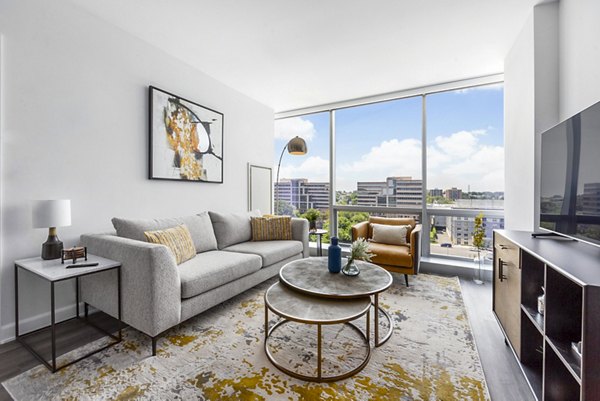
(275, 74, 504, 262)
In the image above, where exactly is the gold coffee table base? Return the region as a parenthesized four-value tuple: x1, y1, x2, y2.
(264, 283, 372, 382)
(264, 313, 371, 382)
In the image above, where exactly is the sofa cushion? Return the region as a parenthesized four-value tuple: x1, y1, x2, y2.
(251, 216, 293, 241)
(178, 251, 262, 299)
(367, 242, 413, 268)
(112, 212, 218, 253)
(223, 240, 303, 267)
(209, 210, 260, 249)
(144, 224, 196, 265)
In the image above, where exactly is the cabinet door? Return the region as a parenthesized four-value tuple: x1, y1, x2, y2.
(494, 233, 522, 357)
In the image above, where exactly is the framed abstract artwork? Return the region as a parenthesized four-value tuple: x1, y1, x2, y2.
(149, 86, 223, 183)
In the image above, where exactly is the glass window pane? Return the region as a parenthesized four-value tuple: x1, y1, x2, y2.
(274, 113, 330, 237)
(335, 97, 423, 210)
(426, 83, 504, 259)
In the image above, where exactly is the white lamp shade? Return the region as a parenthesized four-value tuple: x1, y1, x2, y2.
(32, 200, 71, 228)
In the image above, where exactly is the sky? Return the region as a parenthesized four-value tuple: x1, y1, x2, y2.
(274, 84, 504, 192)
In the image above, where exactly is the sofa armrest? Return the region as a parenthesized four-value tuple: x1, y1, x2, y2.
(291, 218, 309, 258)
(80, 233, 182, 337)
(352, 221, 369, 241)
(410, 224, 422, 273)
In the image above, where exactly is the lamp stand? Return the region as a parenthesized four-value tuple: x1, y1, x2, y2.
(41, 227, 63, 260)
(275, 144, 287, 215)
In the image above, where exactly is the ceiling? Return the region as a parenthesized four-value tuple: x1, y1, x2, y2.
(71, 0, 541, 112)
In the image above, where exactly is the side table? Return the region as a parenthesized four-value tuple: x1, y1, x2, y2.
(309, 229, 328, 256)
(14, 254, 122, 373)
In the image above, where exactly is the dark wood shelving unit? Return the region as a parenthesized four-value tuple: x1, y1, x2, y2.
(493, 230, 600, 401)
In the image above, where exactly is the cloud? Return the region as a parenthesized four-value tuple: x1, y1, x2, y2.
(273, 128, 504, 193)
(335, 138, 423, 189)
(276, 156, 329, 182)
(427, 129, 504, 191)
(274, 117, 315, 141)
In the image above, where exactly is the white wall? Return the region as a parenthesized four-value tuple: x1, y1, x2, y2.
(504, 3, 559, 231)
(505, 0, 600, 232)
(504, 14, 535, 231)
(0, 0, 274, 342)
(559, 0, 600, 119)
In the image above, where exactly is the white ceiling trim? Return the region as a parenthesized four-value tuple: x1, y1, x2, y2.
(275, 73, 504, 119)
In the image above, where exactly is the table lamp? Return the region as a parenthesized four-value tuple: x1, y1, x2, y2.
(32, 200, 71, 260)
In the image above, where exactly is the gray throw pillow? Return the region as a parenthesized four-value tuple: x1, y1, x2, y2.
(209, 210, 261, 249)
(112, 211, 218, 253)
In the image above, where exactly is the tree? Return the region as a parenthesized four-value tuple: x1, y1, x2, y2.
(275, 200, 294, 216)
(472, 213, 485, 284)
(430, 226, 438, 243)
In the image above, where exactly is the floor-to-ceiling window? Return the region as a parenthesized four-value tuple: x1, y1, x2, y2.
(274, 78, 504, 265)
(273, 112, 330, 232)
(425, 83, 504, 263)
(334, 97, 422, 242)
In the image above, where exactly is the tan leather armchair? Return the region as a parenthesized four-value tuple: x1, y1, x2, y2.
(351, 216, 422, 287)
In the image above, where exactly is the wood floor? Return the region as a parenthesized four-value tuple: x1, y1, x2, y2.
(0, 278, 534, 401)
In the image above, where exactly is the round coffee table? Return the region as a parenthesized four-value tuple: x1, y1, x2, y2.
(264, 282, 371, 382)
(279, 257, 394, 347)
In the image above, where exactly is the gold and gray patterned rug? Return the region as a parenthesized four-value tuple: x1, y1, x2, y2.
(3, 273, 489, 400)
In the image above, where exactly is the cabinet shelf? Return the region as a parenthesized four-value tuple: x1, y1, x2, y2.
(546, 337, 581, 384)
(521, 304, 544, 335)
(493, 230, 600, 401)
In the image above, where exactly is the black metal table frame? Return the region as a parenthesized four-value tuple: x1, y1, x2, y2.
(309, 231, 326, 256)
(14, 263, 122, 373)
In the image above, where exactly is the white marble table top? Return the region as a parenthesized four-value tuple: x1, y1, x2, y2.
(265, 282, 371, 324)
(15, 254, 121, 282)
(279, 257, 392, 298)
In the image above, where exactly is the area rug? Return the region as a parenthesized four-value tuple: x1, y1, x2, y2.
(3, 273, 489, 400)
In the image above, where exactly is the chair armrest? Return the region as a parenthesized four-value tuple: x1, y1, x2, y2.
(410, 224, 422, 273)
(352, 221, 369, 241)
(291, 218, 309, 258)
(80, 233, 182, 337)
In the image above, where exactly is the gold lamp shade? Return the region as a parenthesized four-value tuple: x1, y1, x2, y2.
(286, 136, 307, 155)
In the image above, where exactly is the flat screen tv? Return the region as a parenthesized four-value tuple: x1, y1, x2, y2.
(539, 100, 600, 246)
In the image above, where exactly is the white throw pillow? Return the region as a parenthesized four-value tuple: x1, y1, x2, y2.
(371, 223, 409, 246)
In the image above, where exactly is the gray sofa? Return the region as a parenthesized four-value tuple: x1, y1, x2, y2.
(80, 211, 308, 355)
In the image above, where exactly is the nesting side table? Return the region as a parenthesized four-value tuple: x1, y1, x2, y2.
(14, 254, 122, 372)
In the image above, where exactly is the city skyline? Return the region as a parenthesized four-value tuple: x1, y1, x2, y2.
(274, 84, 504, 192)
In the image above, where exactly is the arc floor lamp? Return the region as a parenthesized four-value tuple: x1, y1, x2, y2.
(275, 136, 307, 214)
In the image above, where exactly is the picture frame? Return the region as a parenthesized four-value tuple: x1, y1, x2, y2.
(149, 86, 224, 183)
(248, 164, 273, 214)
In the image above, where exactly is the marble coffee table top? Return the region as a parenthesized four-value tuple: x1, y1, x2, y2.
(279, 257, 392, 299)
(265, 282, 371, 324)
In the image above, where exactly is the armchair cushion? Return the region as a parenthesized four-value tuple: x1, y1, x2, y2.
(368, 242, 413, 268)
(368, 217, 416, 243)
(371, 223, 410, 246)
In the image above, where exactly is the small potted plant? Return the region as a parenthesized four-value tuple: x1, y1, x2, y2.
(304, 208, 320, 232)
(343, 237, 375, 276)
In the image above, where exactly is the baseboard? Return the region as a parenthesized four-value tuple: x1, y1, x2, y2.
(0, 302, 87, 344)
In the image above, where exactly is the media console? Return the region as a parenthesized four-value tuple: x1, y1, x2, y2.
(493, 229, 600, 401)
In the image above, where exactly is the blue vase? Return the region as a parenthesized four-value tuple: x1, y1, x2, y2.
(328, 237, 342, 273)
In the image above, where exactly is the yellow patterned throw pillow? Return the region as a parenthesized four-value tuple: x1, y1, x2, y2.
(251, 216, 293, 241)
(144, 224, 196, 264)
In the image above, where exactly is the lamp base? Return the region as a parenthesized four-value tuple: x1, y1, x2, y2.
(41, 229, 63, 260)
